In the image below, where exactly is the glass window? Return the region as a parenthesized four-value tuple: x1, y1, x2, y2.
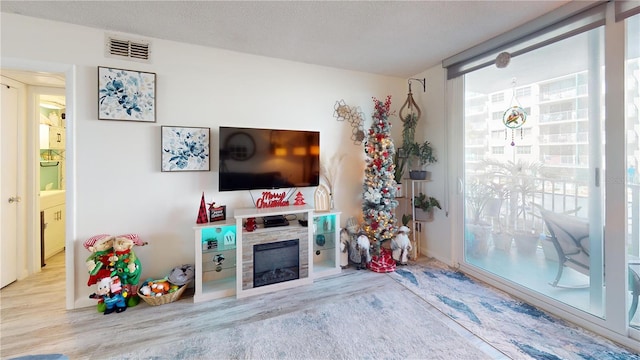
(516, 86, 532, 97)
(516, 146, 532, 154)
(464, 26, 605, 319)
(625, 12, 640, 329)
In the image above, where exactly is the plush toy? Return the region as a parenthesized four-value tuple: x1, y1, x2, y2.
(89, 276, 127, 315)
(83, 234, 115, 287)
(339, 228, 350, 268)
(391, 225, 412, 265)
(139, 284, 152, 296)
(148, 279, 170, 296)
(111, 234, 145, 307)
(350, 233, 371, 270)
(168, 264, 195, 286)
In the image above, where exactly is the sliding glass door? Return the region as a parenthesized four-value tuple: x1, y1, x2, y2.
(625, 12, 640, 331)
(462, 26, 606, 317)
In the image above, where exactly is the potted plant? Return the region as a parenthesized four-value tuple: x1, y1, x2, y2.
(465, 177, 497, 257)
(393, 151, 407, 197)
(401, 213, 412, 227)
(406, 141, 436, 180)
(396, 113, 437, 180)
(413, 192, 441, 221)
(482, 159, 545, 255)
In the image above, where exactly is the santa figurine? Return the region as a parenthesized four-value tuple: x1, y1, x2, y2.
(391, 225, 412, 265)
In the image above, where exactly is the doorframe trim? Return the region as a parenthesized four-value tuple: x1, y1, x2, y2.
(2, 58, 76, 310)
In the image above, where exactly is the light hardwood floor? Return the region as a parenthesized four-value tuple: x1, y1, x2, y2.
(0, 252, 505, 359)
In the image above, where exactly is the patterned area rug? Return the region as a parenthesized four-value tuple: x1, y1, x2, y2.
(389, 259, 640, 360)
(118, 284, 490, 360)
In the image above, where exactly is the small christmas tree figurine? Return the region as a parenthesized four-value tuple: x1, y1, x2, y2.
(293, 192, 306, 205)
(362, 95, 398, 273)
(196, 192, 208, 224)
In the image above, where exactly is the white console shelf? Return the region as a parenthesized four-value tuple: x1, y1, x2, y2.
(193, 204, 341, 303)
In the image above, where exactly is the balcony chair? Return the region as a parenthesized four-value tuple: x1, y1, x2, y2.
(629, 263, 640, 322)
(540, 208, 640, 320)
(538, 208, 590, 287)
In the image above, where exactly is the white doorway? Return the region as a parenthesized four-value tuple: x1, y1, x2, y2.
(0, 64, 74, 310)
(1, 79, 20, 288)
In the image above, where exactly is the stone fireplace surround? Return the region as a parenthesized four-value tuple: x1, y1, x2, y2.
(235, 205, 314, 298)
(242, 227, 308, 290)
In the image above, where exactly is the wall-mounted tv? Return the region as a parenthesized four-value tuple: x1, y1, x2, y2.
(219, 126, 320, 191)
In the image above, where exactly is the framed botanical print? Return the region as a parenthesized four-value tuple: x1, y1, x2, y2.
(161, 126, 210, 172)
(98, 66, 156, 122)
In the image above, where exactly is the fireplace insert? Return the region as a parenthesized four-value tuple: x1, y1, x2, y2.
(253, 239, 300, 288)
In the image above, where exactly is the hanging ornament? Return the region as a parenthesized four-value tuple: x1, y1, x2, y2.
(399, 78, 425, 124)
(502, 78, 527, 146)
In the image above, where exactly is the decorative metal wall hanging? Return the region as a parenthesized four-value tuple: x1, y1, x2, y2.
(334, 100, 365, 145)
(503, 78, 527, 146)
(398, 78, 426, 124)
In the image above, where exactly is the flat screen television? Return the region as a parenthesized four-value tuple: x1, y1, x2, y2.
(219, 126, 320, 191)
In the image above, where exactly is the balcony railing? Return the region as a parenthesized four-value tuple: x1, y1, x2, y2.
(539, 132, 589, 144)
(540, 109, 588, 123)
(467, 172, 640, 256)
(539, 84, 588, 102)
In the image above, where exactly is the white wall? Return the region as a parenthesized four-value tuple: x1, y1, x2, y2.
(1, 13, 415, 308)
(406, 66, 452, 264)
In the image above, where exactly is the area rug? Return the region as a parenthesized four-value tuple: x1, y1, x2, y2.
(389, 259, 640, 360)
(117, 286, 491, 360)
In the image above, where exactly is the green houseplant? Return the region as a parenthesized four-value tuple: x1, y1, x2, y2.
(395, 113, 437, 181)
(401, 213, 412, 226)
(481, 159, 545, 255)
(464, 177, 497, 257)
(407, 141, 437, 180)
(413, 192, 441, 221)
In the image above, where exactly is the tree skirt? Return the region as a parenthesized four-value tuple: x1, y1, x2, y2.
(368, 247, 396, 273)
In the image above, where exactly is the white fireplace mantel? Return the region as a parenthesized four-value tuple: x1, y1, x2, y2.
(234, 204, 314, 298)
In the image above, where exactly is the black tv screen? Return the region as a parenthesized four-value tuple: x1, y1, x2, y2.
(219, 126, 320, 191)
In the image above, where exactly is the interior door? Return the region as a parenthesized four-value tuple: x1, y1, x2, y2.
(1, 82, 19, 288)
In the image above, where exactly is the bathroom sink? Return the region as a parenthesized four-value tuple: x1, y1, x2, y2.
(40, 190, 65, 210)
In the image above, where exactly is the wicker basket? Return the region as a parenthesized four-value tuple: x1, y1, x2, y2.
(138, 282, 189, 306)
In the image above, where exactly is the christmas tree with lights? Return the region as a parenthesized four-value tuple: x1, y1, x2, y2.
(362, 95, 398, 272)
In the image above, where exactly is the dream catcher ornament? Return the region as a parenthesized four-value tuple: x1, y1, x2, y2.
(503, 78, 527, 146)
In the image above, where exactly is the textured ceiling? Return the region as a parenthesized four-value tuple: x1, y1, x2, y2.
(1, 0, 569, 78)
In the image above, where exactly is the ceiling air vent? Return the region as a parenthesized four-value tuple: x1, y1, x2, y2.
(105, 35, 151, 63)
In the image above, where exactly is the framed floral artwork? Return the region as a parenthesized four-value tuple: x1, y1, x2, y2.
(98, 66, 156, 122)
(161, 126, 210, 172)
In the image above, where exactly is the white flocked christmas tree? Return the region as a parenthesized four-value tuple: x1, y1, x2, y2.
(361, 96, 398, 272)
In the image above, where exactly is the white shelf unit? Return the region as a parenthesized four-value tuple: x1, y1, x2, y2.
(410, 179, 432, 259)
(194, 205, 342, 302)
(193, 220, 238, 303)
(311, 211, 341, 278)
(235, 205, 314, 299)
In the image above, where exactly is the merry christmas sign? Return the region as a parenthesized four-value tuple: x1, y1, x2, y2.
(256, 191, 290, 208)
